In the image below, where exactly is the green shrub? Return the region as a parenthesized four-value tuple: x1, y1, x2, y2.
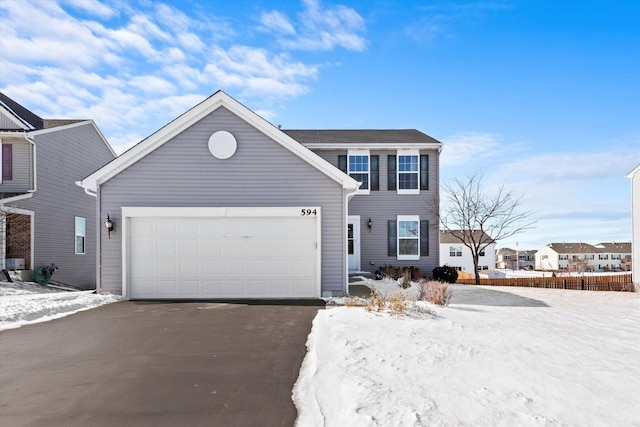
(432, 265, 458, 283)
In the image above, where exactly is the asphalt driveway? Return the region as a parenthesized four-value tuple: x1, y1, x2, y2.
(0, 300, 324, 427)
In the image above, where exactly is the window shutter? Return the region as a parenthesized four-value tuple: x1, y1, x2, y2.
(387, 155, 396, 190)
(388, 220, 397, 256)
(2, 144, 12, 180)
(370, 155, 379, 191)
(420, 220, 429, 256)
(338, 155, 347, 173)
(420, 154, 429, 190)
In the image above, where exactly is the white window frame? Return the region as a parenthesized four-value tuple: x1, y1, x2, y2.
(347, 150, 370, 195)
(397, 215, 419, 260)
(75, 216, 85, 255)
(396, 149, 419, 195)
(449, 245, 462, 257)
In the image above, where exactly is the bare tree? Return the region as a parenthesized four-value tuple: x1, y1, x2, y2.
(438, 172, 536, 285)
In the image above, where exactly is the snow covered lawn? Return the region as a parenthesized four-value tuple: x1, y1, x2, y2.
(0, 281, 122, 331)
(294, 283, 640, 426)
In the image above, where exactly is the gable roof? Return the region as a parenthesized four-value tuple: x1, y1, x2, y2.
(594, 242, 632, 253)
(0, 92, 44, 130)
(545, 243, 596, 254)
(80, 91, 359, 192)
(626, 163, 640, 178)
(284, 129, 443, 150)
(440, 230, 495, 245)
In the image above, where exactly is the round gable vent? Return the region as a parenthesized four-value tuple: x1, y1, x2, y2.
(208, 131, 237, 159)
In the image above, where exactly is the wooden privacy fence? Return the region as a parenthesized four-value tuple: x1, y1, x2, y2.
(456, 274, 634, 292)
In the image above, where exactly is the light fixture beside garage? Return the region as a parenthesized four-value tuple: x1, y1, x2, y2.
(208, 130, 238, 159)
(105, 214, 114, 239)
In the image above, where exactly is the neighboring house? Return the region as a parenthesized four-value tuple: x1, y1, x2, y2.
(0, 92, 116, 288)
(535, 242, 632, 272)
(628, 164, 640, 291)
(439, 230, 496, 273)
(79, 91, 442, 299)
(593, 242, 632, 271)
(496, 248, 535, 270)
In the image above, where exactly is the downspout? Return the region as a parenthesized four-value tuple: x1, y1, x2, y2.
(344, 185, 360, 296)
(26, 134, 37, 192)
(76, 181, 100, 293)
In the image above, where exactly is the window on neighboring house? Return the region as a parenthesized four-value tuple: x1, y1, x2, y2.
(504, 255, 511, 260)
(1, 143, 12, 181)
(449, 246, 462, 257)
(339, 151, 378, 194)
(559, 255, 568, 260)
(388, 152, 429, 193)
(452, 266, 463, 271)
(599, 254, 609, 260)
(541, 255, 548, 260)
(584, 254, 594, 260)
(612, 254, 621, 260)
(477, 265, 489, 271)
(518, 254, 526, 260)
(75, 217, 85, 255)
(387, 216, 428, 261)
(479, 249, 486, 256)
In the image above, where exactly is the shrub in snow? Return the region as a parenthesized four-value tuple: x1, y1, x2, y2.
(388, 293, 409, 315)
(364, 291, 386, 312)
(432, 265, 458, 283)
(418, 280, 452, 306)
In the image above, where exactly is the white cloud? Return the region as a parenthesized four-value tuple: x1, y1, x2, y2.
(129, 75, 176, 96)
(440, 132, 502, 167)
(63, 0, 117, 18)
(259, 10, 296, 35)
(261, 0, 367, 51)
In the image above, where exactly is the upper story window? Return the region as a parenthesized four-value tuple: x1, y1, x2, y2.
(504, 255, 511, 260)
(1, 143, 12, 182)
(449, 246, 462, 257)
(598, 254, 609, 260)
(75, 217, 86, 255)
(388, 152, 429, 194)
(397, 151, 419, 194)
(338, 151, 378, 195)
(559, 254, 568, 260)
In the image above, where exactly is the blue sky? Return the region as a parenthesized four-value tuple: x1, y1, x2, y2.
(1, 0, 638, 250)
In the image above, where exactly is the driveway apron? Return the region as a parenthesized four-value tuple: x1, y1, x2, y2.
(0, 300, 323, 427)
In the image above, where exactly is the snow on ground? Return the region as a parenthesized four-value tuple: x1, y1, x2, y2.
(296, 282, 640, 427)
(0, 281, 122, 331)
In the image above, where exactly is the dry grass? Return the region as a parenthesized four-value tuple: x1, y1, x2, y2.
(364, 291, 386, 312)
(387, 293, 409, 315)
(418, 280, 452, 306)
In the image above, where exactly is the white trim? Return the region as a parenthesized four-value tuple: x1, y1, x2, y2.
(397, 215, 420, 261)
(348, 215, 361, 271)
(0, 139, 3, 184)
(627, 163, 640, 179)
(121, 206, 322, 299)
(80, 91, 358, 192)
(29, 120, 117, 158)
(303, 142, 442, 150)
(0, 193, 33, 203)
(75, 216, 86, 255)
(0, 103, 32, 130)
(347, 149, 370, 195)
(396, 149, 420, 195)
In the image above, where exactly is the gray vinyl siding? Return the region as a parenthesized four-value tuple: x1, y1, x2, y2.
(99, 107, 346, 295)
(0, 115, 23, 129)
(0, 138, 33, 192)
(13, 123, 115, 289)
(314, 149, 440, 275)
(632, 170, 640, 290)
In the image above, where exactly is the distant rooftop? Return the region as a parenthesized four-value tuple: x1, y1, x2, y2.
(282, 129, 441, 146)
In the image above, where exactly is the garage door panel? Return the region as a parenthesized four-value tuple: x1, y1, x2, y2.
(127, 210, 319, 299)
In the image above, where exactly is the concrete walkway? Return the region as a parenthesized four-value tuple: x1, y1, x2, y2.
(0, 300, 324, 427)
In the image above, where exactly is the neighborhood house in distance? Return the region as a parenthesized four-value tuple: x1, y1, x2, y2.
(0, 92, 116, 289)
(79, 90, 443, 299)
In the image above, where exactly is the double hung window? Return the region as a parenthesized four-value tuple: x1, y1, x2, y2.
(397, 215, 419, 260)
(397, 152, 419, 193)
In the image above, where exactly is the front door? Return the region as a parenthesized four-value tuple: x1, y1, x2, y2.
(347, 216, 360, 271)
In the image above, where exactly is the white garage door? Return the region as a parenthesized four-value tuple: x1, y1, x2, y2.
(124, 207, 320, 299)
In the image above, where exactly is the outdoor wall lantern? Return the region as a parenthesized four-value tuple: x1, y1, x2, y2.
(105, 214, 114, 239)
(368, 217, 372, 230)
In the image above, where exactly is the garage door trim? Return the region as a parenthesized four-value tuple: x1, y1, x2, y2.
(121, 206, 322, 299)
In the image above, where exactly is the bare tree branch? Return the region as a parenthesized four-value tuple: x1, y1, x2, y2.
(436, 172, 537, 285)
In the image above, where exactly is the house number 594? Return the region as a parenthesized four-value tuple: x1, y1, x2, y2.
(301, 209, 317, 216)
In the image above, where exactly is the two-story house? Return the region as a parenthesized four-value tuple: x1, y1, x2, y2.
(628, 164, 640, 291)
(496, 247, 535, 270)
(535, 242, 631, 272)
(79, 91, 442, 299)
(0, 92, 115, 288)
(439, 230, 496, 273)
